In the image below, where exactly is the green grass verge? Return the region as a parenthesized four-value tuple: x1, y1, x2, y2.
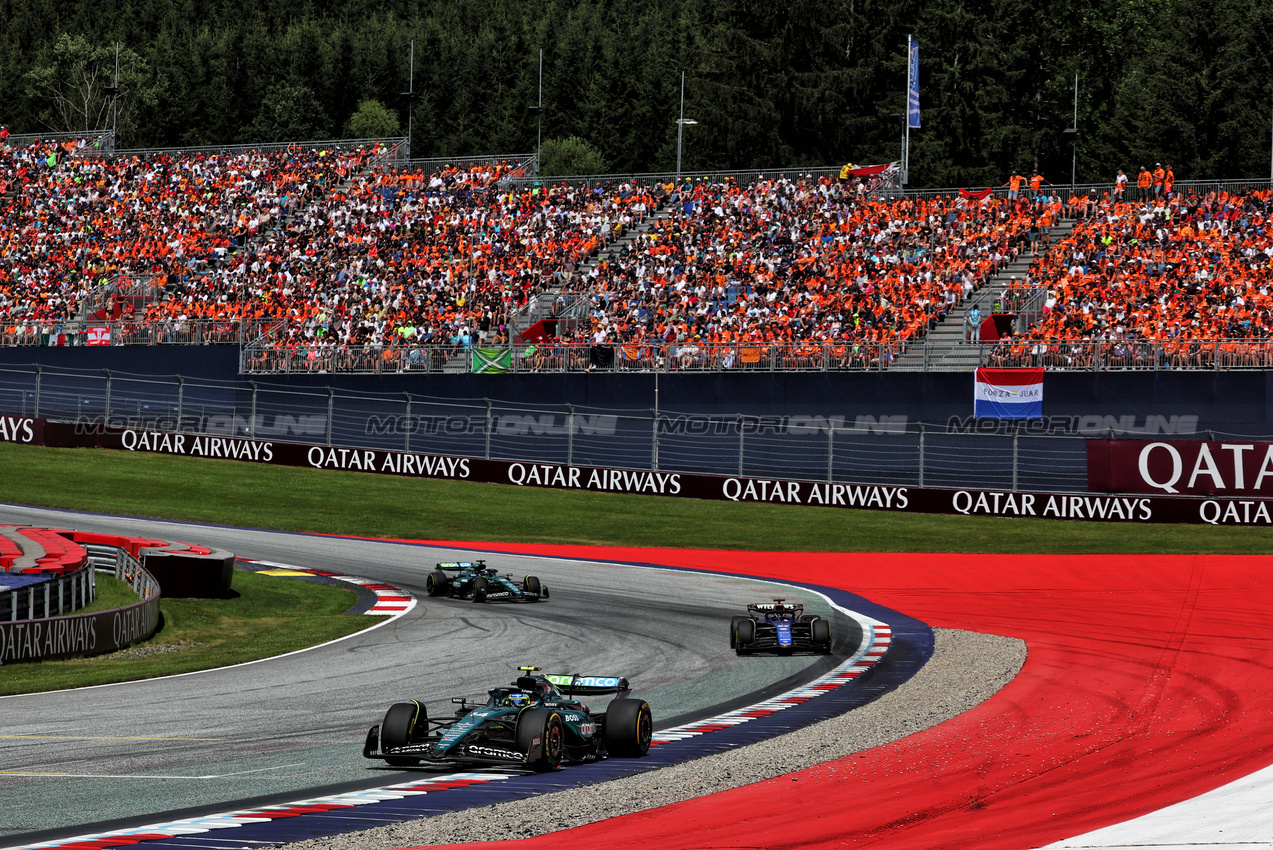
(78, 574, 140, 614)
(1, 441, 1272, 553)
(0, 568, 380, 696)
(2, 439, 1269, 695)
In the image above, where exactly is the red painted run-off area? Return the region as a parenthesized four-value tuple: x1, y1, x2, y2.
(407, 542, 1273, 850)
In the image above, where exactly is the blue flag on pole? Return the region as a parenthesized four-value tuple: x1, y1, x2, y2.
(908, 40, 921, 129)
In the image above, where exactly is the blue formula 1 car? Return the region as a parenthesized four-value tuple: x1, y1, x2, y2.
(730, 598, 832, 655)
(363, 666, 653, 772)
(424, 560, 548, 603)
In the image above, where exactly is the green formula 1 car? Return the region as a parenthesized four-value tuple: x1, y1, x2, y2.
(424, 560, 548, 603)
(363, 666, 652, 771)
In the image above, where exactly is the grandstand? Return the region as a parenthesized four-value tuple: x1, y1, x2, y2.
(3, 134, 1272, 373)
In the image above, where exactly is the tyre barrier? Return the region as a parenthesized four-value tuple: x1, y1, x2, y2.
(64, 531, 236, 598)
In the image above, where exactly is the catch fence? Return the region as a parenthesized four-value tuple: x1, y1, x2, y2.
(0, 362, 1224, 495)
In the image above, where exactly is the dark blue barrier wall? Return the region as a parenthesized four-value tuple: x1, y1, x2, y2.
(3, 346, 1270, 434)
(0, 346, 241, 379)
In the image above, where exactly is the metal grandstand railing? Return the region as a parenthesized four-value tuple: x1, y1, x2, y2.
(2, 130, 115, 153)
(2, 319, 242, 347)
(110, 136, 408, 161)
(899, 177, 1273, 200)
(237, 340, 913, 374)
(6, 131, 1266, 197)
(502, 164, 903, 195)
(79, 274, 163, 322)
(403, 152, 539, 178)
(230, 338, 1273, 375)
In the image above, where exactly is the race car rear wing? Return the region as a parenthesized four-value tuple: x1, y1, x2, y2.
(546, 673, 631, 696)
(747, 599, 805, 614)
(436, 560, 486, 571)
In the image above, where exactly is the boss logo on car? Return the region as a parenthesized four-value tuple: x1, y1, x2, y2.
(565, 713, 584, 721)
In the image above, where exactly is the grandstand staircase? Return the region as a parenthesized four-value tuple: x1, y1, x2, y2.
(505, 196, 675, 344)
(437, 205, 673, 373)
(893, 217, 1076, 372)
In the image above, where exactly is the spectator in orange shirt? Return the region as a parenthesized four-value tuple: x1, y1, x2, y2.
(1029, 171, 1050, 202)
(1152, 163, 1166, 197)
(1136, 166, 1153, 202)
(1003, 172, 1025, 200)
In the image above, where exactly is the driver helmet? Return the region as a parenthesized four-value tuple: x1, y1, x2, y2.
(504, 692, 530, 708)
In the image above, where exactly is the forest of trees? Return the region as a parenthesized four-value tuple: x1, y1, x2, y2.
(1, 0, 1271, 187)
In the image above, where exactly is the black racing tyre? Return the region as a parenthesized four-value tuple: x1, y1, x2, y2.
(380, 701, 425, 767)
(524, 575, 542, 597)
(472, 576, 489, 602)
(604, 698, 653, 757)
(811, 618, 832, 653)
(735, 618, 756, 655)
(425, 570, 448, 597)
(515, 708, 565, 772)
(729, 616, 746, 648)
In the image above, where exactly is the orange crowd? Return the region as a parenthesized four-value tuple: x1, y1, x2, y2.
(3, 134, 1271, 364)
(564, 176, 1051, 350)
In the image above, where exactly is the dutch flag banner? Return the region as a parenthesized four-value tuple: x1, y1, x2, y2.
(974, 367, 1044, 419)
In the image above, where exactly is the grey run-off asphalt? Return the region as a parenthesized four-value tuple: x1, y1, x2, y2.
(0, 504, 851, 841)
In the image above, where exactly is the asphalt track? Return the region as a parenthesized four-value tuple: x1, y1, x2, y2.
(0, 505, 854, 845)
(9, 513, 1273, 848)
(418, 543, 1273, 850)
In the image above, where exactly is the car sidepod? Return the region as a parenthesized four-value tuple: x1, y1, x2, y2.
(480, 574, 522, 602)
(436, 706, 525, 764)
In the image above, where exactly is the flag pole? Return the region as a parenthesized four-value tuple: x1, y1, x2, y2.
(904, 34, 911, 186)
(1072, 74, 1078, 194)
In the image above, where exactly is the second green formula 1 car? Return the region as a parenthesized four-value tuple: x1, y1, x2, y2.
(424, 560, 548, 602)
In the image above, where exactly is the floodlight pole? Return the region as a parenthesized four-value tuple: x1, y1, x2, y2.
(407, 40, 415, 159)
(537, 49, 543, 174)
(677, 71, 686, 183)
(675, 72, 697, 185)
(1072, 74, 1078, 192)
(112, 43, 120, 145)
